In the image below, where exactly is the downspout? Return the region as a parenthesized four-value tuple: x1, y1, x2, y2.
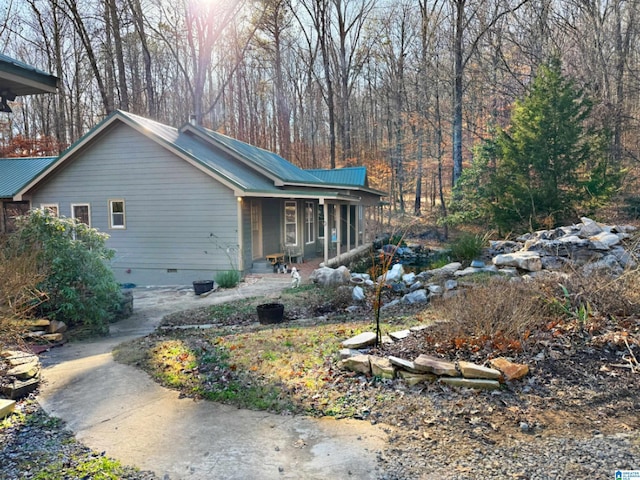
(237, 197, 244, 273)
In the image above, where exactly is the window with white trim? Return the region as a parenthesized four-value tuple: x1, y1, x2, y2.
(284, 201, 297, 245)
(304, 202, 315, 244)
(109, 199, 126, 229)
(41, 204, 59, 217)
(71, 203, 91, 226)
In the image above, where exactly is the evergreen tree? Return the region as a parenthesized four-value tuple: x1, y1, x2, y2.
(449, 58, 620, 232)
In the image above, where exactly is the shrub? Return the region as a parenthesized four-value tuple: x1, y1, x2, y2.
(0, 239, 47, 348)
(430, 277, 547, 352)
(448, 232, 489, 263)
(215, 270, 241, 288)
(10, 209, 121, 335)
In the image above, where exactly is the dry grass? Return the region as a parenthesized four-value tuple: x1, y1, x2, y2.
(429, 277, 549, 352)
(0, 239, 47, 349)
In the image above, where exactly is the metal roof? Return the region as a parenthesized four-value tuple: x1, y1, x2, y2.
(0, 156, 57, 198)
(185, 125, 325, 185)
(15, 110, 384, 203)
(306, 167, 368, 187)
(0, 53, 59, 97)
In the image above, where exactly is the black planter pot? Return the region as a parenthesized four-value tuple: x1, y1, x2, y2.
(257, 303, 285, 324)
(193, 280, 214, 295)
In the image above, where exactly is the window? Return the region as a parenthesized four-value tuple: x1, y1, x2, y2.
(71, 204, 91, 226)
(284, 201, 297, 245)
(318, 206, 325, 238)
(41, 204, 59, 217)
(304, 202, 314, 244)
(109, 199, 126, 229)
(3, 201, 29, 233)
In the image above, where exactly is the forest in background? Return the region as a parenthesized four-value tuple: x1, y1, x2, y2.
(1, 0, 639, 222)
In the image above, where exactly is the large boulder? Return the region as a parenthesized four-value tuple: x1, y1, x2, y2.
(310, 265, 351, 287)
(493, 251, 542, 272)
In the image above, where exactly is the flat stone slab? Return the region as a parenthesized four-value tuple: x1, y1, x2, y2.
(397, 371, 436, 386)
(413, 354, 459, 377)
(388, 329, 411, 341)
(489, 357, 529, 380)
(458, 361, 501, 380)
(341, 332, 377, 349)
(388, 355, 422, 373)
(370, 356, 395, 379)
(0, 377, 40, 399)
(439, 377, 501, 391)
(338, 354, 371, 375)
(0, 399, 16, 419)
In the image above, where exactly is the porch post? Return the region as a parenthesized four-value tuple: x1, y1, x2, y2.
(347, 204, 351, 252)
(323, 202, 329, 264)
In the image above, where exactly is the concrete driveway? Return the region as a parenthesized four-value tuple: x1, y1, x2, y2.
(37, 278, 388, 480)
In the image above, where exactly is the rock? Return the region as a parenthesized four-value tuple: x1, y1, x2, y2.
(370, 356, 395, 379)
(351, 273, 371, 282)
(498, 268, 519, 277)
(579, 217, 603, 237)
(458, 361, 502, 380)
(0, 399, 16, 419)
(402, 272, 416, 285)
(444, 280, 458, 290)
(7, 358, 40, 380)
(414, 354, 459, 377)
(341, 331, 377, 348)
(430, 262, 462, 277)
(582, 255, 623, 276)
(402, 290, 428, 304)
(427, 284, 443, 295)
(388, 329, 411, 341)
(41, 333, 65, 343)
(0, 377, 40, 399)
(310, 266, 351, 286)
(470, 259, 485, 268)
(493, 251, 542, 272)
(338, 348, 361, 360)
(23, 319, 51, 330)
(380, 299, 401, 310)
(409, 281, 424, 292)
(397, 371, 436, 386)
(439, 377, 501, 390)
(489, 240, 522, 254)
(338, 354, 371, 375)
(489, 357, 529, 380)
(610, 247, 637, 269)
(388, 355, 422, 373)
(384, 263, 405, 283)
(2, 350, 37, 367)
(48, 319, 68, 334)
(454, 267, 483, 277)
(589, 232, 620, 250)
(352, 285, 365, 302)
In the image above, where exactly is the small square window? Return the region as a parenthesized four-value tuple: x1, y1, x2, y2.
(41, 204, 59, 217)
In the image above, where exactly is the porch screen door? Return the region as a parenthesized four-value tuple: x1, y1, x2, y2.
(251, 201, 263, 259)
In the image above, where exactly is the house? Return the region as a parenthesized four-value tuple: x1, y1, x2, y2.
(11, 111, 384, 285)
(0, 157, 57, 233)
(0, 53, 59, 232)
(0, 53, 59, 112)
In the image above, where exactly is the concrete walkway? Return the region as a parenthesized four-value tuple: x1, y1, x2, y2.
(37, 277, 387, 480)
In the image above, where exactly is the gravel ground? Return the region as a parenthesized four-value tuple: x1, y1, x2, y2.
(0, 396, 158, 480)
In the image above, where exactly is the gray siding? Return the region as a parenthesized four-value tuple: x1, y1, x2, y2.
(28, 123, 239, 285)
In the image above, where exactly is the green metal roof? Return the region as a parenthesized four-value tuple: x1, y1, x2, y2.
(0, 53, 59, 96)
(0, 156, 57, 198)
(17, 110, 383, 202)
(306, 167, 368, 187)
(185, 125, 325, 185)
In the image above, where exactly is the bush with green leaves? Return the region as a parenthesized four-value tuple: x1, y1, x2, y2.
(10, 209, 121, 335)
(215, 269, 241, 288)
(448, 232, 490, 263)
